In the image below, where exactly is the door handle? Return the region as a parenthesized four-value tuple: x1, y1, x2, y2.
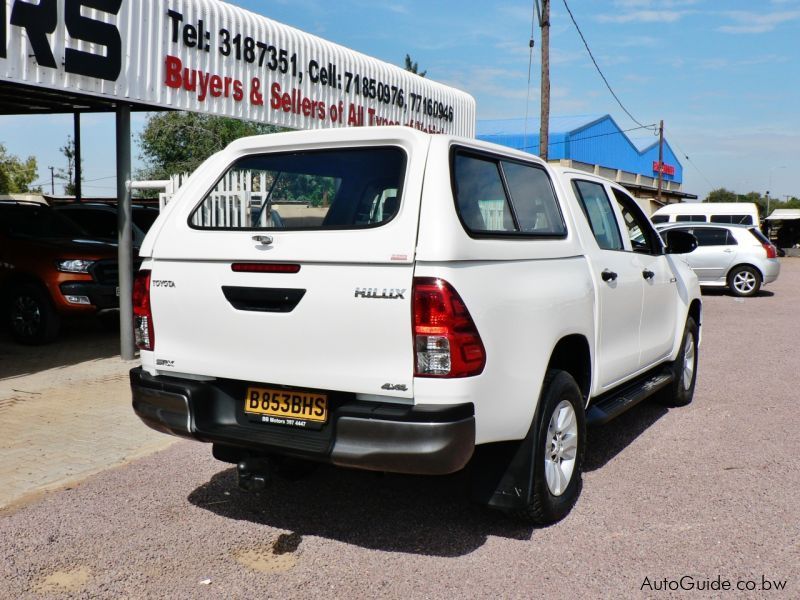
(723, 248, 733, 253)
(601, 269, 618, 282)
(642, 269, 655, 280)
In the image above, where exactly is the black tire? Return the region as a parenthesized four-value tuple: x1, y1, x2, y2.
(6, 283, 60, 345)
(727, 265, 761, 297)
(660, 317, 699, 407)
(516, 369, 586, 525)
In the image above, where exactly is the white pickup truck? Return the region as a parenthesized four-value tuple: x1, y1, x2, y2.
(131, 126, 702, 524)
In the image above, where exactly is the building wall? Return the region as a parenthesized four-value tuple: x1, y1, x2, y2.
(476, 115, 683, 184)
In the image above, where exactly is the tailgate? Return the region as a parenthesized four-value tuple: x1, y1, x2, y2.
(146, 141, 426, 400)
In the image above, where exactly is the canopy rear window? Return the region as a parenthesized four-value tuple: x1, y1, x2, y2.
(189, 147, 406, 230)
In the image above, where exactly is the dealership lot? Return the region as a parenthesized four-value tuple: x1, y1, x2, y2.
(1, 262, 798, 598)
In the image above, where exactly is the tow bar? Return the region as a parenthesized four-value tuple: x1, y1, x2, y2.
(236, 457, 271, 492)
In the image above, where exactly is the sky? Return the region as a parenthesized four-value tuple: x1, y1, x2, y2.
(1, 0, 798, 201)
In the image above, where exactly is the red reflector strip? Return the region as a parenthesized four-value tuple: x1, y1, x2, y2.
(416, 326, 449, 335)
(231, 263, 301, 273)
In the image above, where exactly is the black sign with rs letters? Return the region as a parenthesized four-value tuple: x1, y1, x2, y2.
(1, 0, 123, 81)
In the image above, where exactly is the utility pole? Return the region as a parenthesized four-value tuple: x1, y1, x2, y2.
(656, 120, 664, 204)
(48, 166, 55, 195)
(74, 112, 82, 201)
(538, 0, 550, 160)
(766, 190, 770, 218)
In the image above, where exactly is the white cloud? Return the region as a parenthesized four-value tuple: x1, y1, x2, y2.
(613, 0, 701, 6)
(717, 10, 800, 34)
(596, 10, 690, 24)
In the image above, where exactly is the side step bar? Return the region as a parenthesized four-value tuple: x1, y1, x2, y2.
(586, 370, 674, 426)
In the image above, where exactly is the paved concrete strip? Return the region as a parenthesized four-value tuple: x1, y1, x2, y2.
(0, 356, 175, 509)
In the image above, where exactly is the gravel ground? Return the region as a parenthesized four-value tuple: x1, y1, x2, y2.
(1, 261, 799, 599)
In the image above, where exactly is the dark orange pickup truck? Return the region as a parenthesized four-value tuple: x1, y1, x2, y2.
(0, 200, 125, 344)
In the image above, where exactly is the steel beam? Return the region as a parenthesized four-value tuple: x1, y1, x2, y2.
(116, 105, 134, 360)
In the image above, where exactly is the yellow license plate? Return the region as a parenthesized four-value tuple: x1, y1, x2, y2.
(244, 387, 328, 423)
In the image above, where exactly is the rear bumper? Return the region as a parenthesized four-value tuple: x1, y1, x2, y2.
(762, 259, 781, 285)
(130, 368, 475, 475)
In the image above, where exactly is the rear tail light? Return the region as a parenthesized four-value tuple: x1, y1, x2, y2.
(763, 243, 777, 259)
(133, 270, 154, 351)
(413, 277, 486, 378)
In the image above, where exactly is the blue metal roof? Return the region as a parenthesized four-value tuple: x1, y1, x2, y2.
(476, 114, 683, 183)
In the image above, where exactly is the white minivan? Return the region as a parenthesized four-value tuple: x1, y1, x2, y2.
(651, 202, 759, 226)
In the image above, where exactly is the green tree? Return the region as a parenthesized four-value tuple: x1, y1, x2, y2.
(404, 54, 427, 77)
(138, 112, 281, 180)
(704, 188, 737, 203)
(0, 143, 39, 194)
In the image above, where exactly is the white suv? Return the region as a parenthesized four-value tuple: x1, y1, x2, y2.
(131, 127, 701, 524)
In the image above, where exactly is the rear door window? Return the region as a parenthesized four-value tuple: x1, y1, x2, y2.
(452, 151, 566, 236)
(572, 180, 624, 251)
(690, 228, 734, 246)
(189, 147, 406, 230)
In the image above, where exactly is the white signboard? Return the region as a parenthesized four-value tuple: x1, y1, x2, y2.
(0, 0, 476, 136)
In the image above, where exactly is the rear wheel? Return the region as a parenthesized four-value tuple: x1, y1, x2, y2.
(516, 369, 585, 525)
(660, 317, 698, 407)
(728, 265, 761, 297)
(6, 284, 60, 345)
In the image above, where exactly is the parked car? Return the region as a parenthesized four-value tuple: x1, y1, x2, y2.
(130, 127, 702, 524)
(0, 201, 126, 344)
(656, 222, 780, 297)
(53, 203, 159, 247)
(650, 202, 759, 226)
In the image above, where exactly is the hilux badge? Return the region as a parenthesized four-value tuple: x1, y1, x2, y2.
(354, 287, 406, 299)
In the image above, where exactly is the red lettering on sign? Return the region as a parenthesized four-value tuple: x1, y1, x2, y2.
(653, 161, 676, 176)
(162, 54, 245, 104)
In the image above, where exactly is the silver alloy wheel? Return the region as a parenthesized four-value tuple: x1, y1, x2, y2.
(732, 270, 757, 295)
(544, 400, 578, 496)
(682, 331, 696, 391)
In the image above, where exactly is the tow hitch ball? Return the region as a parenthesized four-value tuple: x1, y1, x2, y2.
(237, 457, 271, 492)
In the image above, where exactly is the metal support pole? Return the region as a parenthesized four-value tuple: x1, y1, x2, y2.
(116, 105, 135, 360)
(656, 120, 664, 204)
(73, 111, 82, 201)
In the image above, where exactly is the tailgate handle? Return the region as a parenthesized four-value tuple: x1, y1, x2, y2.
(252, 235, 273, 246)
(222, 286, 305, 313)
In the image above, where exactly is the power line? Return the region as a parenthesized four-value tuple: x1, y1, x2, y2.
(667, 135, 716, 190)
(523, 0, 537, 142)
(561, 0, 653, 131)
(516, 123, 657, 151)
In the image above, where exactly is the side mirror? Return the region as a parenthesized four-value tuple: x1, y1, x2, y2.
(663, 230, 698, 254)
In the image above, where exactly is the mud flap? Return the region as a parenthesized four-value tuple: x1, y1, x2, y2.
(469, 420, 538, 511)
